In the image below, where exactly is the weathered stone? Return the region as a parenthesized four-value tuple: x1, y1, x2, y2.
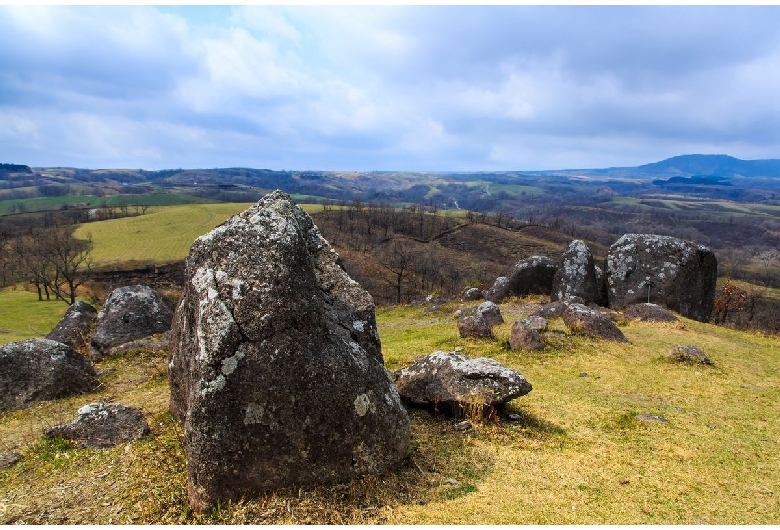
(46, 402, 149, 448)
(605, 234, 717, 322)
(457, 314, 493, 338)
(45, 301, 97, 352)
(91, 285, 174, 360)
(392, 351, 532, 412)
(636, 414, 668, 423)
(509, 320, 545, 351)
(0, 339, 99, 411)
(531, 301, 567, 319)
(168, 190, 409, 512)
(667, 345, 712, 365)
(476, 301, 503, 326)
(462, 287, 484, 301)
(524, 315, 549, 332)
(0, 451, 22, 469)
(108, 338, 169, 356)
(562, 303, 629, 343)
(484, 276, 510, 303)
(507, 256, 558, 297)
(625, 303, 679, 323)
(551, 240, 600, 304)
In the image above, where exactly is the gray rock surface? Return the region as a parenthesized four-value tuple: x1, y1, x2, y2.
(462, 287, 484, 301)
(45, 301, 97, 352)
(551, 240, 600, 304)
(605, 234, 717, 322)
(484, 276, 510, 303)
(46, 402, 149, 448)
(524, 315, 549, 332)
(624, 303, 679, 323)
(0, 451, 22, 469)
(562, 303, 629, 343)
(90, 285, 174, 360)
(168, 190, 410, 512)
(0, 338, 99, 411)
(456, 314, 493, 338)
(667, 345, 712, 365)
(509, 320, 545, 351)
(476, 301, 503, 326)
(392, 351, 532, 412)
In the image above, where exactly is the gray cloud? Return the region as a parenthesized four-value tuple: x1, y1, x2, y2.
(1, 6, 780, 170)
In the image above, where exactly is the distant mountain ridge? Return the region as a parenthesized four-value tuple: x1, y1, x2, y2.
(542, 154, 780, 180)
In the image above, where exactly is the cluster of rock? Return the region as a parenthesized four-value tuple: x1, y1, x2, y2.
(469, 234, 717, 323)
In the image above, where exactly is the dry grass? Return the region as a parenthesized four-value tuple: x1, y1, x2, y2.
(2, 300, 779, 524)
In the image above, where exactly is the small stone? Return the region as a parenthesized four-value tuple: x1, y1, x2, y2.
(453, 420, 472, 432)
(444, 478, 460, 485)
(45, 402, 150, 448)
(667, 345, 712, 365)
(636, 414, 668, 423)
(507, 413, 522, 421)
(580, 372, 588, 377)
(0, 451, 23, 469)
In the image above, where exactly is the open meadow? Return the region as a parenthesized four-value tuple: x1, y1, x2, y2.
(1, 298, 778, 524)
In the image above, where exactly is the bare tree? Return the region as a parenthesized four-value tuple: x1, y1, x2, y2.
(39, 225, 93, 305)
(378, 239, 416, 304)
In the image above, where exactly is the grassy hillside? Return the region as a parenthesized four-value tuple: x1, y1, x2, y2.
(1, 299, 778, 524)
(0, 288, 70, 344)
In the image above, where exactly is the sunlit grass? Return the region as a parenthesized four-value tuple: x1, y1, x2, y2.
(0, 288, 70, 344)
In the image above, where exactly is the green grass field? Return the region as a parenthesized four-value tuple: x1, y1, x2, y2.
(1, 299, 778, 523)
(0, 288, 70, 344)
(72, 203, 323, 268)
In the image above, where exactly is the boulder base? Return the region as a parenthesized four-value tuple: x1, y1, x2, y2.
(169, 191, 410, 512)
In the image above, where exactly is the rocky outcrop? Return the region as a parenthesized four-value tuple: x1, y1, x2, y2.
(45, 301, 97, 352)
(562, 303, 629, 343)
(392, 351, 532, 414)
(551, 240, 600, 304)
(90, 285, 174, 360)
(45, 402, 149, 448)
(509, 320, 545, 351)
(605, 234, 717, 322)
(0, 339, 99, 411)
(667, 345, 712, 365)
(168, 191, 410, 512)
(624, 303, 678, 323)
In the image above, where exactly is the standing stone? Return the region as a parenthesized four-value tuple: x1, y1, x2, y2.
(457, 314, 493, 338)
(605, 234, 717, 322)
(551, 240, 600, 304)
(91, 285, 174, 360)
(476, 301, 504, 326)
(46, 301, 98, 352)
(168, 191, 410, 512)
(507, 256, 558, 297)
(0, 339, 99, 411)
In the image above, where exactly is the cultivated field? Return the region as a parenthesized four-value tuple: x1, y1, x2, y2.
(1, 300, 778, 524)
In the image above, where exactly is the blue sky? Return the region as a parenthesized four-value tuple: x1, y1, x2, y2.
(2, 5, 780, 171)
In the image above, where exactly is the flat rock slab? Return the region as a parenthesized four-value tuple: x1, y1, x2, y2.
(0, 338, 99, 411)
(392, 351, 532, 412)
(46, 402, 149, 448)
(667, 345, 712, 365)
(562, 303, 629, 343)
(625, 303, 678, 323)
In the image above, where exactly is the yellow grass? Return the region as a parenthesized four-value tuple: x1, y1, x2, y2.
(1, 300, 779, 523)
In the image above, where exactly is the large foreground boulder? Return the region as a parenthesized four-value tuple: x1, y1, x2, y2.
(91, 285, 174, 360)
(46, 402, 149, 448)
(551, 240, 600, 304)
(392, 351, 532, 414)
(46, 301, 98, 351)
(169, 191, 410, 512)
(0, 339, 99, 410)
(605, 234, 717, 322)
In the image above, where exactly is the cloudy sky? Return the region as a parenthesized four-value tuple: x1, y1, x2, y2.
(2, 5, 780, 171)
